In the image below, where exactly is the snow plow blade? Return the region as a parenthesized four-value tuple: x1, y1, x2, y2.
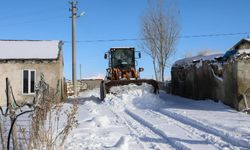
(100, 79, 159, 100)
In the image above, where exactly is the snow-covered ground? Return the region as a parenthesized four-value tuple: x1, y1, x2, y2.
(63, 84, 250, 150)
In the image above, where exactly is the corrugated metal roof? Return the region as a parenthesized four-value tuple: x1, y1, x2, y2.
(0, 40, 62, 60)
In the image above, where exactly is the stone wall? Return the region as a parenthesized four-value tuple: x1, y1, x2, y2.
(171, 56, 250, 111)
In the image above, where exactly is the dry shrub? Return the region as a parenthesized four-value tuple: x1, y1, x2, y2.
(22, 83, 79, 150)
(0, 76, 78, 150)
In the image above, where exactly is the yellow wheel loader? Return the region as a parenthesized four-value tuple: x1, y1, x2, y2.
(100, 47, 159, 100)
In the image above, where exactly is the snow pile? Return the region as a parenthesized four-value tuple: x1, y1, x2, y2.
(109, 83, 154, 95)
(104, 83, 157, 111)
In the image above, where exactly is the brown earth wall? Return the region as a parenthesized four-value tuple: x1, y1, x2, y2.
(171, 60, 250, 111)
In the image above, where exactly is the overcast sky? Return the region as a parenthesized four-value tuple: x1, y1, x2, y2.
(1, 0, 250, 80)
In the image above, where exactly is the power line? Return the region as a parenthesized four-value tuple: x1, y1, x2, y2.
(63, 32, 250, 43)
(180, 32, 250, 38)
(68, 38, 145, 43)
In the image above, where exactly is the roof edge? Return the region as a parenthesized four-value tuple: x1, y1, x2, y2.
(229, 38, 250, 50)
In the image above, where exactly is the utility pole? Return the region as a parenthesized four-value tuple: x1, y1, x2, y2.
(70, 0, 77, 96)
(70, 0, 84, 96)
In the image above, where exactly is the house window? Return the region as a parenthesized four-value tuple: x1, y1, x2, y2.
(23, 70, 36, 94)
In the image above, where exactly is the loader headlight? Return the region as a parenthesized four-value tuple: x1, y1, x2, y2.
(139, 67, 144, 72)
(106, 68, 111, 73)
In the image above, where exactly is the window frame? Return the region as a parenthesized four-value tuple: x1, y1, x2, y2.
(22, 69, 36, 95)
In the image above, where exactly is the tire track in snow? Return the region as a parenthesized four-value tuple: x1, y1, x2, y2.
(146, 109, 239, 150)
(125, 109, 192, 150)
(107, 106, 174, 150)
(119, 111, 174, 150)
(159, 109, 250, 149)
(104, 108, 146, 149)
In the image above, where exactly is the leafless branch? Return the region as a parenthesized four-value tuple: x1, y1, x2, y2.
(140, 0, 180, 81)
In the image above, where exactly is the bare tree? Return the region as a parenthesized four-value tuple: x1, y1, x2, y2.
(141, 0, 180, 81)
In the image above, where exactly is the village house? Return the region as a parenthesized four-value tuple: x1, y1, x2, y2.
(224, 38, 250, 57)
(230, 38, 250, 51)
(0, 40, 65, 106)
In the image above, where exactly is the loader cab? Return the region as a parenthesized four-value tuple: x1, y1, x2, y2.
(109, 48, 135, 70)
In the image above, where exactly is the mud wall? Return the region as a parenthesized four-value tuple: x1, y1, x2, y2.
(236, 60, 250, 110)
(80, 79, 102, 90)
(171, 59, 250, 111)
(0, 58, 65, 106)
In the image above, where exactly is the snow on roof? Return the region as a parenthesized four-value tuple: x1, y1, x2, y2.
(0, 40, 62, 60)
(229, 38, 250, 50)
(245, 38, 250, 42)
(173, 53, 223, 68)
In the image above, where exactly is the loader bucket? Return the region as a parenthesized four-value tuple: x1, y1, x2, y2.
(100, 79, 159, 100)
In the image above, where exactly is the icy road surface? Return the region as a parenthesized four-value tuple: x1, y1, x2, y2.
(63, 84, 250, 150)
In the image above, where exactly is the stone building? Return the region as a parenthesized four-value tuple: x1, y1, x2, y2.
(0, 40, 65, 106)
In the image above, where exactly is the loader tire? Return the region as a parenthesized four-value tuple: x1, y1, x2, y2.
(100, 80, 106, 100)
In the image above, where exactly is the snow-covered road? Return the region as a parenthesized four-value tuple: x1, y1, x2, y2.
(63, 84, 250, 150)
